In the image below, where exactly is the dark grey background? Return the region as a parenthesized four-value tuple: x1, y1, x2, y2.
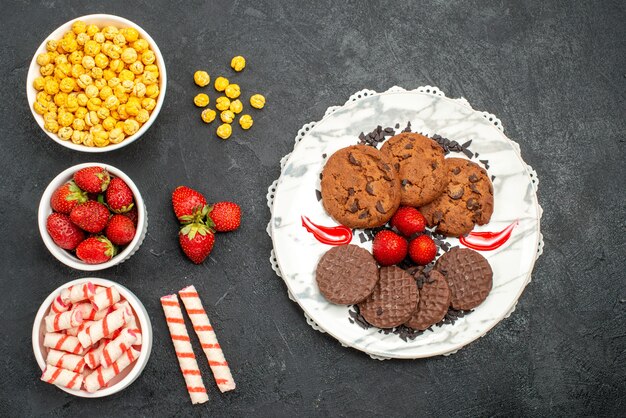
(1, 0, 624, 416)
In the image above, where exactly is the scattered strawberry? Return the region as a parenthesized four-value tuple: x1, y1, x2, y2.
(179, 223, 215, 264)
(209, 202, 241, 232)
(105, 178, 134, 213)
(172, 186, 207, 223)
(73, 166, 110, 193)
(408, 235, 437, 265)
(76, 236, 117, 264)
(46, 213, 85, 250)
(123, 205, 139, 226)
(50, 181, 87, 214)
(105, 214, 136, 246)
(70, 201, 110, 233)
(372, 230, 408, 266)
(391, 206, 426, 237)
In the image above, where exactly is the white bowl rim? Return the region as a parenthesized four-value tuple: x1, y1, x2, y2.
(38, 162, 146, 271)
(26, 13, 167, 153)
(32, 277, 153, 398)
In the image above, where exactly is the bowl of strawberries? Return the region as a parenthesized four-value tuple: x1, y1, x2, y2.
(38, 163, 147, 271)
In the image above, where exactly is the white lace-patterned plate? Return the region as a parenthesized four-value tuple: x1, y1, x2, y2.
(269, 87, 542, 359)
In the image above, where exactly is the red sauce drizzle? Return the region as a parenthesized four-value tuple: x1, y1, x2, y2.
(301, 216, 352, 245)
(459, 220, 518, 251)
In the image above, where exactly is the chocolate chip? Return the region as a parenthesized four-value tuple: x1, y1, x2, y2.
(359, 132, 366, 141)
(382, 163, 391, 172)
(376, 307, 384, 316)
(349, 201, 359, 213)
(402, 153, 411, 159)
(401, 179, 409, 187)
(376, 201, 386, 214)
(462, 148, 474, 158)
(359, 210, 370, 219)
(469, 183, 480, 194)
(468, 173, 479, 183)
(431, 161, 438, 170)
(315, 189, 321, 201)
(447, 186, 464, 200)
(404, 143, 414, 150)
(348, 187, 355, 196)
(394, 163, 400, 171)
(466, 198, 479, 210)
(452, 167, 461, 175)
(384, 127, 394, 133)
(366, 183, 374, 195)
(461, 140, 472, 148)
(348, 153, 360, 165)
(395, 123, 400, 129)
(319, 173, 323, 180)
(383, 174, 392, 181)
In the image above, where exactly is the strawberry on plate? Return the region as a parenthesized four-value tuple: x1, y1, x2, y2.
(73, 166, 110, 193)
(179, 222, 215, 264)
(123, 205, 139, 226)
(172, 186, 207, 223)
(50, 181, 87, 214)
(208, 202, 241, 232)
(76, 236, 117, 264)
(105, 178, 134, 213)
(372, 230, 408, 266)
(408, 235, 437, 265)
(391, 206, 426, 237)
(46, 213, 85, 250)
(105, 214, 136, 246)
(70, 201, 110, 233)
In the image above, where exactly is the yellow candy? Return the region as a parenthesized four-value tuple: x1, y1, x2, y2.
(141, 50, 156, 65)
(87, 97, 102, 111)
(104, 94, 120, 110)
(145, 84, 159, 99)
(53, 92, 67, 107)
(65, 95, 79, 112)
(85, 84, 99, 98)
(239, 114, 253, 130)
(68, 50, 83, 65)
(194, 71, 210, 87)
(216, 123, 232, 139)
(113, 34, 127, 47)
(44, 120, 59, 133)
(121, 47, 138, 64)
(71, 130, 85, 144)
(36, 53, 50, 66)
(214, 76, 229, 92)
(96, 107, 110, 120)
(230, 56, 246, 72)
(71, 64, 86, 78)
(33, 77, 46, 91)
(141, 97, 156, 111)
(102, 116, 116, 131)
(201, 108, 216, 123)
(109, 127, 125, 143)
(40, 63, 54, 77)
(77, 93, 89, 107)
(33, 101, 48, 115)
(85, 110, 99, 126)
(46, 40, 58, 52)
(229, 99, 243, 114)
(132, 39, 149, 53)
(72, 118, 85, 131)
(123, 118, 140, 135)
(250, 94, 265, 109)
(93, 130, 110, 147)
(122, 28, 139, 43)
(86, 24, 99, 37)
(58, 126, 73, 140)
(84, 40, 101, 56)
(72, 20, 87, 35)
(224, 84, 240, 99)
(136, 109, 150, 124)
(215, 96, 230, 111)
(126, 100, 141, 116)
(220, 110, 234, 124)
(59, 77, 75, 93)
(194, 93, 209, 107)
(58, 112, 74, 127)
(44, 79, 59, 95)
(129, 61, 144, 75)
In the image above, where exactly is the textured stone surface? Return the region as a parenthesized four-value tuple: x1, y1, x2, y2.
(0, 0, 625, 416)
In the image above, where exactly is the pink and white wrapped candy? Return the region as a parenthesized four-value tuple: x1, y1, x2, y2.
(179, 285, 236, 392)
(41, 365, 83, 390)
(44, 332, 84, 355)
(84, 347, 140, 393)
(66, 320, 95, 337)
(46, 349, 86, 374)
(77, 305, 130, 348)
(84, 340, 110, 369)
(72, 302, 110, 322)
(45, 309, 83, 333)
(90, 286, 121, 311)
(99, 328, 140, 368)
(61, 282, 95, 304)
(50, 295, 70, 315)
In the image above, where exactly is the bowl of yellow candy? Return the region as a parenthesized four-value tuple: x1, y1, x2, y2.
(26, 14, 167, 152)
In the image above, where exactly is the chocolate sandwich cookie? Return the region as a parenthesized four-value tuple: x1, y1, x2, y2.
(435, 247, 493, 310)
(316, 244, 380, 305)
(419, 158, 494, 237)
(404, 270, 451, 331)
(358, 265, 418, 329)
(380, 133, 448, 207)
(320, 145, 401, 229)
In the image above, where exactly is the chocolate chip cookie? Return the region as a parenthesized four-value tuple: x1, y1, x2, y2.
(316, 244, 380, 304)
(320, 145, 401, 229)
(404, 270, 451, 331)
(358, 266, 418, 329)
(435, 247, 493, 310)
(419, 158, 494, 237)
(380, 133, 448, 207)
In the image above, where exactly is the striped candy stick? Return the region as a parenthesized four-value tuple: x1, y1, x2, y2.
(50, 295, 70, 315)
(161, 294, 209, 405)
(46, 349, 86, 374)
(41, 365, 83, 390)
(99, 328, 139, 368)
(66, 320, 96, 337)
(61, 282, 96, 304)
(45, 309, 83, 332)
(43, 333, 84, 355)
(179, 285, 236, 393)
(90, 286, 121, 311)
(84, 347, 140, 393)
(72, 302, 111, 321)
(77, 305, 130, 348)
(84, 340, 111, 369)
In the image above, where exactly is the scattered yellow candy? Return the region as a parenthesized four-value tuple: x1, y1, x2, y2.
(230, 56, 246, 72)
(239, 114, 253, 130)
(250, 94, 265, 109)
(201, 108, 216, 123)
(194, 93, 210, 107)
(216, 123, 232, 139)
(220, 110, 235, 124)
(194, 70, 210, 87)
(214, 76, 229, 92)
(225, 84, 240, 99)
(215, 96, 230, 111)
(229, 99, 243, 114)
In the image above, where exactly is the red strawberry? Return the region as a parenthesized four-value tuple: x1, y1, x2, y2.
(46, 213, 86, 250)
(105, 214, 136, 246)
(208, 202, 241, 232)
(391, 206, 426, 237)
(50, 181, 87, 214)
(172, 186, 207, 223)
(372, 230, 408, 266)
(105, 177, 134, 213)
(408, 235, 437, 265)
(70, 201, 110, 233)
(179, 223, 215, 264)
(76, 236, 117, 264)
(123, 205, 139, 226)
(73, 166, 110, 193)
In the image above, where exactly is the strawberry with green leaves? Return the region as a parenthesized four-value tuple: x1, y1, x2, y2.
(105, 178, 134, 213)
(208, 202, 241, 232)
(46, 213, 85, 250)
(74, 166, 110, 193)
(105, 214, 136, 246)
(172, 186, 207, 224)
(179, 222, 215, 264)
(50, 181, 87, 214)
(70, 201, 110, 233)
(76, 236, 117, 264)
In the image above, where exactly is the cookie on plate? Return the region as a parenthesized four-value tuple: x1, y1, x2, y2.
(380, 133, 448, 207)
(404, 270, 451, 331)
(316, 244, 380, 304)
(419, 158, 494, 237)
(435, 247, 493, 310)
(320, 145, 401, 229)
(358, 265, 418, 328)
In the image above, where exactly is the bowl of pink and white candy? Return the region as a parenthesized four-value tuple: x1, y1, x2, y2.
(32, 278, 152, 397)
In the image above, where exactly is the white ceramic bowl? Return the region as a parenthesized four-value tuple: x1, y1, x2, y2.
(38, 163, 148, 271)
(32, 277, 153, 397)
(26, 14, 167, 152)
